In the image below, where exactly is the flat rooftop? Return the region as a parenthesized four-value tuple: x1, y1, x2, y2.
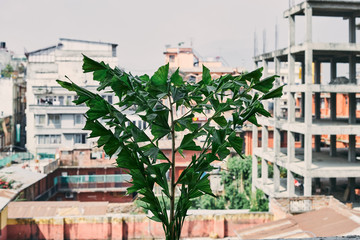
(8, 201, 108, 218)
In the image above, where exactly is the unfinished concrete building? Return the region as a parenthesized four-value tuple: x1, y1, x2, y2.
(252, 0, 360, 199)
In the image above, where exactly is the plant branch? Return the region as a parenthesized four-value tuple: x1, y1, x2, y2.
(169, 95, 176, 239)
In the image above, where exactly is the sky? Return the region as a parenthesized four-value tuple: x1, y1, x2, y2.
(1, 0, 352, 76)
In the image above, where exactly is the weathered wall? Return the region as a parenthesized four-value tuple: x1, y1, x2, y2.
(6, 212, 273, 240)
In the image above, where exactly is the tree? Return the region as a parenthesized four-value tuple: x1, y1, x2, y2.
(1, 64, 14, 78)
(57, 55, 282, 240)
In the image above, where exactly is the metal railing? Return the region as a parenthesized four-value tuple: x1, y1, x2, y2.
(56, 174, 132, 190)
(0, 152, 34, 167)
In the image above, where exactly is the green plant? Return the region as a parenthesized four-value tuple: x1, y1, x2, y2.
(193, 156, 268, 211)
(1, 64, 14, 78)
(57, 55, 282, 239)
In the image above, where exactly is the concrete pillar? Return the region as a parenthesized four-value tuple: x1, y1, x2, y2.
(274, 129, 281, 157)
(274, 57, 281, 191)
(289, 15, 295, 47)
(287, 131, 295, 163)
(330, 59, 337, 121)
(349, 15, 357, 126)
(305, 3, 312, 43)
(314, 61, 321, 120)
(348, 135, 356, 162)
(262, 60, 269, 111)
(314, 60, 321, 84)
(252, 125, 258, 192)
(349, 54, 356, 125)
(301, 134, 305, 149)
(348, 177, 356, 202)
(262, 158, 268, 184)
(304, 176, 312, 196)
(349, 93, 356, 124)
(262, 126, 268, 152)
(330, 135, 337, 157)
(330, 178, 336, 192)
(330, 59, 337, 157)
(274, 57, 281, 120)
(304, 3, 313, 128)
(304, 133, 312, 170)
(349, 16, 356, 44)
(301, 62, 305, 120)
(274, 164, 280, 192)
(287, 170, 295, 197)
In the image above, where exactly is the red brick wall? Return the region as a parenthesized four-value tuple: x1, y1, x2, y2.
(6, 212, 273, 240)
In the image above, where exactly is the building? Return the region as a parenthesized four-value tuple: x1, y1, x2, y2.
(25, 38, 118, 156)
(162, 46, 244, 185)
(0, 42, 27, 151)
(164, 46, 243, 82)
(252, 0, 360, 199)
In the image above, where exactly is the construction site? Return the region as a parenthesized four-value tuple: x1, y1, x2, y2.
(252, 0, 360, 202)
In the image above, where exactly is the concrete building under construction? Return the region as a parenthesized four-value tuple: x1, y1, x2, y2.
(252, 0, 360, 199)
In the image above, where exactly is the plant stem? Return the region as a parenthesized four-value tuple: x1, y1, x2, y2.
(169, 96, 176, 240)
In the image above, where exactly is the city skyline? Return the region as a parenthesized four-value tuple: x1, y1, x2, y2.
(2, 0, 351, 76)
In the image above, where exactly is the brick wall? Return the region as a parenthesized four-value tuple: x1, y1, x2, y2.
(6, 212, 273, 240)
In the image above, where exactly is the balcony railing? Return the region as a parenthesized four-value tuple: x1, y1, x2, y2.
(56, 174, 132, 191)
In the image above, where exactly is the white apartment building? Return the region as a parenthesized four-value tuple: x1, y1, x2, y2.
(25, 38, 119, 156)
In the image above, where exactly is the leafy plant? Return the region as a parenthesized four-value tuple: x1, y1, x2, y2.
(1, 64, 14, 78)
(192, 156, 268, 211)
(57, 55, 282, 239)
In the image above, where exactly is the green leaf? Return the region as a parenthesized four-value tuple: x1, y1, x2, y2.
(83, 119, 109, 138)
(86, 97, 109, 120)
(241, 67, 263, 83)
(178, 133, 202, 151)
(252, 75, 278, 93)
(262, 85, 284, 100)
(247, 115, 260, 127)
(151, 63, 169, 87)
(228, 132, 244, 155)
(82, 55, 106, 73)
(116, 146, 137, 169)
(151, 124, 171, 140)
(202, 65, 211, 84)
(213, 116, 227, 127)
(170, 68, 184, 86)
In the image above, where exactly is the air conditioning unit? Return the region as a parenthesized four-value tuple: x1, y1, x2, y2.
(65, 192, 74, 199)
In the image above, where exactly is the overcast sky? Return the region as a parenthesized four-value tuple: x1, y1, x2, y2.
(1, 0, 352, 75)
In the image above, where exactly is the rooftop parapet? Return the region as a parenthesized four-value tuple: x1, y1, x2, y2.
(284, 0, 360, 18)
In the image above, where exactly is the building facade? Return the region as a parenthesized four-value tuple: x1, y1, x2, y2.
(25, 38, 118, 156)
(252, 0, 360, 199)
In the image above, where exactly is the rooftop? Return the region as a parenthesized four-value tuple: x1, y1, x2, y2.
(8, 201, 108, 218)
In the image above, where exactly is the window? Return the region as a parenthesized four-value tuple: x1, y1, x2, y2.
(294, 133, 300, 142)
(169, 55, 175, 62)
(74, 114, 84, 125)
(143, 121, 147, 129)
(59, 96, 64, 105)
(357, 98, 360, 110)
(138, 120, 142, 129)
(108, 95, 113, 104)
(188, 75, 196, 84)
(35, 115, 45, 125)
(74, 134, 86, 144)
(48, 114, 60, 125)
(38, 135, 61, 144)
(66, 96, 72, 105)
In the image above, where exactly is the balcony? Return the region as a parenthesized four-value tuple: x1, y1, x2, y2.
(55, 174, 132, 192)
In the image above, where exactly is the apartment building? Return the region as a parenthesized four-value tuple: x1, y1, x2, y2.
(25, 38, 118, 156)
